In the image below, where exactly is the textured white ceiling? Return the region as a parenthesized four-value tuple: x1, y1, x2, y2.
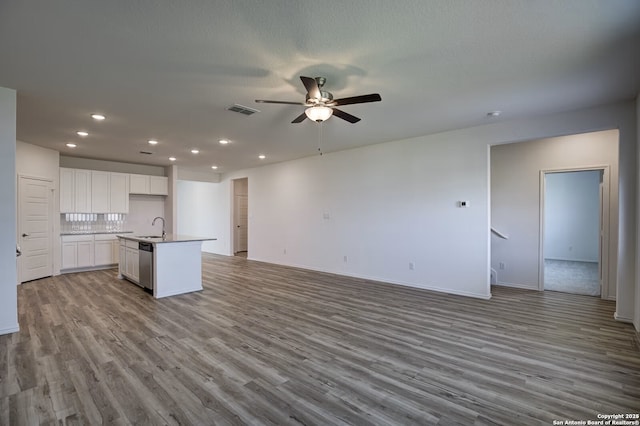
(1, 0, 639, 174)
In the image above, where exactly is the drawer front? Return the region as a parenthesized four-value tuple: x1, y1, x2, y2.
(62, 234, 94, 243)
(125, 239, 139, 249)
(95, 234, 118, 241)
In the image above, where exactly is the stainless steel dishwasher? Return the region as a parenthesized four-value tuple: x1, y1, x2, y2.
(138, 242, 154, 291)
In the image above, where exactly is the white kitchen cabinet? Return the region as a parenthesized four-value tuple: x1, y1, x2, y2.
(61, 241, 78, 269)
(149, 176, 168, 195)
(130, 174, 168, 195)
(129, 174, 149, 194)
(109, 173, 129, 213)
(94, 240, 112, 266)
(61, 235, 94, 270)
(94, 234, 119, 266)
(74, 169, 92, 213)
(60, 168, 92, 213)
(60, 168, 75, 213)
(77, 240, 94, 267)
(91, 171, 110, 213)
(124, 240, 140, 283)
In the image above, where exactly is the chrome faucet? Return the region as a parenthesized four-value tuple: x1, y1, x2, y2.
(152, 216, 166, 239)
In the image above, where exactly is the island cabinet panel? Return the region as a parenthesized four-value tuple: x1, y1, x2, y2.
(121, 239, 139, 283)
(91, 171, 110, 213)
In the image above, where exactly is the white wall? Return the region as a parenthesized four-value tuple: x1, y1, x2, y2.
(127, 195, 166, 236)
(491, 130, 619, 298)
(0, 87, 18, 335)
(176, 180, 228, 253)
(213, 101, 634, 316)
(175, 100, 636, 322)
(544, 171, 601, 262)
(16, 141, 61, 275)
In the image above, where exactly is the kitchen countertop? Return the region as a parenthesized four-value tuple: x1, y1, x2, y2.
(61, 231, 134, 236)
(117, 234, 217, 244)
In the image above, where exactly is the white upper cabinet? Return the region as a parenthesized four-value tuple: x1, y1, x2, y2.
(129, 173, 149, 194)
(109, 172, 129, 213)
(60, 168, 92, 213)
(62, 168, 166, 213)
(91, 171, 110, 213)
(130, 174, 168, 195)
(60, 168, 75, 213)
(149, 176, 168, 195)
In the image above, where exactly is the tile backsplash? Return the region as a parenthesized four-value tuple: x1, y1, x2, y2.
(61, 213, 127, 233)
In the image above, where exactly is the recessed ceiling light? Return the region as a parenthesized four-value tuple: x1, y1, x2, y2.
(66, 143, 77, 148)
(91, 114, 105, 121)
(487, 111, 501, 117)
(191, 149, 199, 154)
(169, 157, 176, 161)
(76, 131, 89, 137)
(211, 165, 218, 170)
(258, 154, 266, 160)
(148, 140, 158, 145)
(219, 139, 229, 145)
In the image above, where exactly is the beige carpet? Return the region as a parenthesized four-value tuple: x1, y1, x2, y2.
(544, 259, 600, 296)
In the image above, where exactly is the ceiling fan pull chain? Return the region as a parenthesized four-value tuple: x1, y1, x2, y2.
(318, 121, 323, 156)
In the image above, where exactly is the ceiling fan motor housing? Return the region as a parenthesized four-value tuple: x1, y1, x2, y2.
(306, 90, 333, 105)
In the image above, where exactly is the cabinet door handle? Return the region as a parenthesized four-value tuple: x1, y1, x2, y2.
(22, 233, 30, 237)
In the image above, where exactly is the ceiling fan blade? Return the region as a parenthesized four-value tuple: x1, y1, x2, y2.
(300, 76, 321, 100)
(255, 99, 305, 105)
(291, 112, 307, 123)
(332, 108, 361, 123)
(332, 93, 382, 106)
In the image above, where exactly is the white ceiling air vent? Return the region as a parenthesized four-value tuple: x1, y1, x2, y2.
(227, 104, 260, 116)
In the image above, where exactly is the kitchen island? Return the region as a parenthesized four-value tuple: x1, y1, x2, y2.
(117, 234, 216, 298)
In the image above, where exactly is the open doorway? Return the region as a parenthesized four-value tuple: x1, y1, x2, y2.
(232, 178, 248, 257)
(540, 168, 609, 297)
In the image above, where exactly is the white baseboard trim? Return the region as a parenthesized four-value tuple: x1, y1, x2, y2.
(614, 312, 634, 323)
(247, 257, 492, 300)
(495, 281, 539, 291)
(544, 257, 598, 263)
(0, 325, 19, 336)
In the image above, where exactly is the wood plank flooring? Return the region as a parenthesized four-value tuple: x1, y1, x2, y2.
(1, 253, 639, 425)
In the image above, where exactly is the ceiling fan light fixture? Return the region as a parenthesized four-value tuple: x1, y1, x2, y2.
(305, 106, 333, 122)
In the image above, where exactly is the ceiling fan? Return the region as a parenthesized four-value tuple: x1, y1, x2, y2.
(256, 76, 382, 124)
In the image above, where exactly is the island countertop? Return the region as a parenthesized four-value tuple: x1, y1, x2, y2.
(117, 234, 217, 244)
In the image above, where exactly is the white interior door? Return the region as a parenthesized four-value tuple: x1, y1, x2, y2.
(234, 194, 248, 253)
(19, 176, 53, 282)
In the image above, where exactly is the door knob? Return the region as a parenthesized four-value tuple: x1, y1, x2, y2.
(22, 233, 29, 237)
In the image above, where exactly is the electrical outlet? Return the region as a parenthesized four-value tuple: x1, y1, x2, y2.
(283, 248, 287, 255)
(343, 255, 348, 263)
(409, 262, 415, 270)
(499, 262, 506, 270)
